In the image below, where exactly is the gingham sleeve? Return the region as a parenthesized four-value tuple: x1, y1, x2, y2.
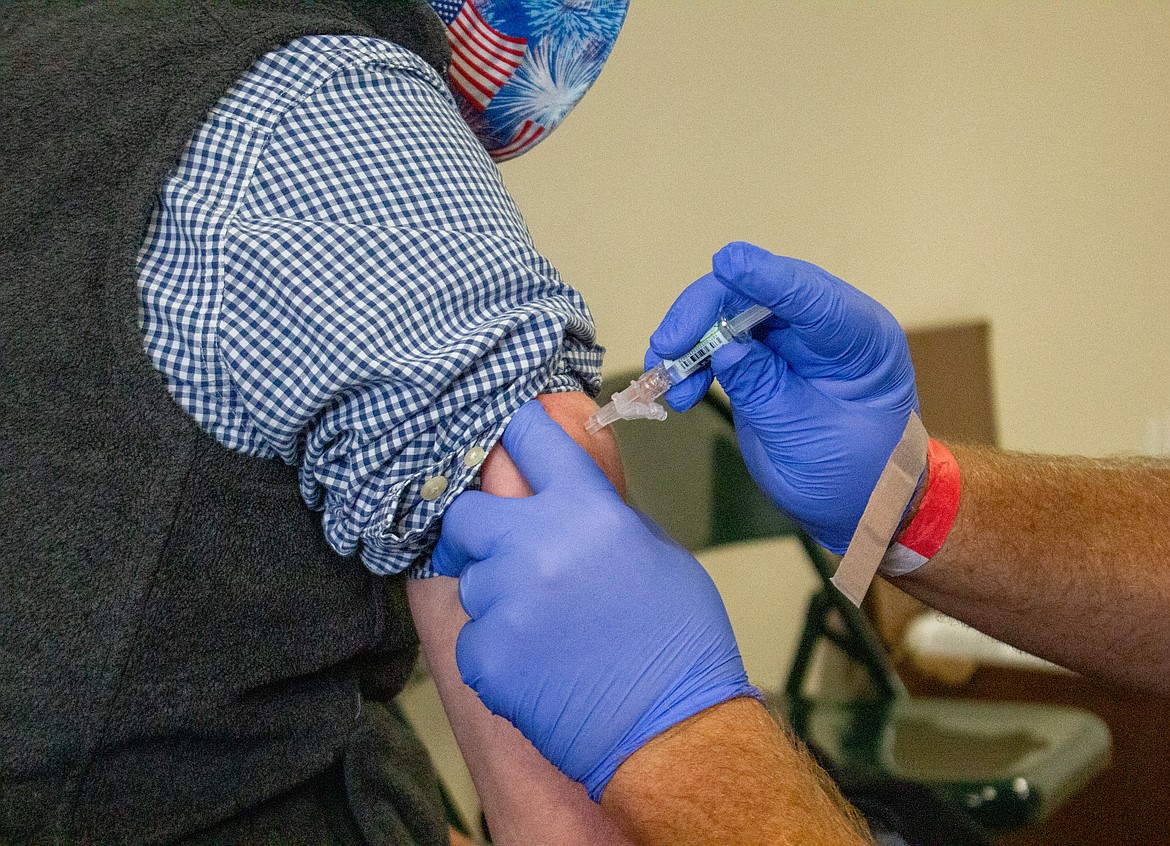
(214, 39, 602, 576)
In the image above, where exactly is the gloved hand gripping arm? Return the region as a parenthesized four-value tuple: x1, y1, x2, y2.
(431, 402, 873, 844)
(431, 401, 758, 801)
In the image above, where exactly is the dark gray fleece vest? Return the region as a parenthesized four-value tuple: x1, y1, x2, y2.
(0, 2, 450, 843)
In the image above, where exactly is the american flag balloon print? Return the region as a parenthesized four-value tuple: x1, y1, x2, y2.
(446, 2, 527, 111)
(426, 0, 629, 160)
(491, 119, 546, 161)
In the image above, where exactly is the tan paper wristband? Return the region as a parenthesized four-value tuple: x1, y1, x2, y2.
(830, 412, 929, 606)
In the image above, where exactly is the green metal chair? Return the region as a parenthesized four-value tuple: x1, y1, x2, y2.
(602, 371, 1111, 830)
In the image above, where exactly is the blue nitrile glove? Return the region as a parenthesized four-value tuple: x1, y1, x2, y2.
(430, 401, 758, 802)
(647, 242, 919, 554)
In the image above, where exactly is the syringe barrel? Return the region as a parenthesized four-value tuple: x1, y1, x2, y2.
(726, 304, 772, 338)
(662, 305, 771, 384)
(584, 304, 774, 435)
(663, 323, 730, 383)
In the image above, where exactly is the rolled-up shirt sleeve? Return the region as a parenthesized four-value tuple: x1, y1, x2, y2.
(138, 36, 602, 577)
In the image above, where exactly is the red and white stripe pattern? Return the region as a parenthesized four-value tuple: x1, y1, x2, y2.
(490, 120, 546, 162)
(446, 1, 527, 110)
(881, 438, 961, 575)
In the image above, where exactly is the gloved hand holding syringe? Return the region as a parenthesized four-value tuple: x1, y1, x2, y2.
(585, 304, 772, 434)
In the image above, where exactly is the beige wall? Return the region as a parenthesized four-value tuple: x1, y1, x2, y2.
(500, 1, 1170, 458)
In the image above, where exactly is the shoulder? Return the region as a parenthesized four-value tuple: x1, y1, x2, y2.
(216, 34, 451, 135)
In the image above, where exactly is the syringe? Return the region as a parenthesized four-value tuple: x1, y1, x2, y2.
(585, 304, 772, 434)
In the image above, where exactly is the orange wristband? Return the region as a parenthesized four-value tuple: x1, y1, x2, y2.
(881, 439, 961, 576)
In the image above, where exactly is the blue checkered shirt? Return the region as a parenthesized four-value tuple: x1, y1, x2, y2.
(136, 35, 602, 577)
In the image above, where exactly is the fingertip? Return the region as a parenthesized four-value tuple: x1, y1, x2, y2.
(712, 241, 772, 285)
(456, 572, 474, 619)
(456, 557, 496, 620)
(428, 536, 463, 578)
(430, 489, 504, 572)
(503, 398, 547, 433)
(648, 322, 692, 360)
(712, 243, 807, 315)
(453, 618, 502, 717)
(454, 621, 482, 688)
(663, 370, 713, 411)
(647, 328, 679, 361)
(499, 399, 553, 456)
(430, 498, 468, 578)
(648, 273, 730, 358)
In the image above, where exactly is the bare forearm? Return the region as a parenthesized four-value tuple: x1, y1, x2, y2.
(894, 444, 1170, 695)
(601, 698, 873, 846)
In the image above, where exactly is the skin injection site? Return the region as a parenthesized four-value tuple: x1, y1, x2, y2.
(4, 2, 1170, 845)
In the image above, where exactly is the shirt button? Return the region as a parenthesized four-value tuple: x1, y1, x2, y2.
(463, 446, 487, 468)
(420, 475, 449, 501)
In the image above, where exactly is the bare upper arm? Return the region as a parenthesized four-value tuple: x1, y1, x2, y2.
(480, 392, 626, 498)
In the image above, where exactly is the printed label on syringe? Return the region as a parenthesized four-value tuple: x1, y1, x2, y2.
(667, 324, 728, 379)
